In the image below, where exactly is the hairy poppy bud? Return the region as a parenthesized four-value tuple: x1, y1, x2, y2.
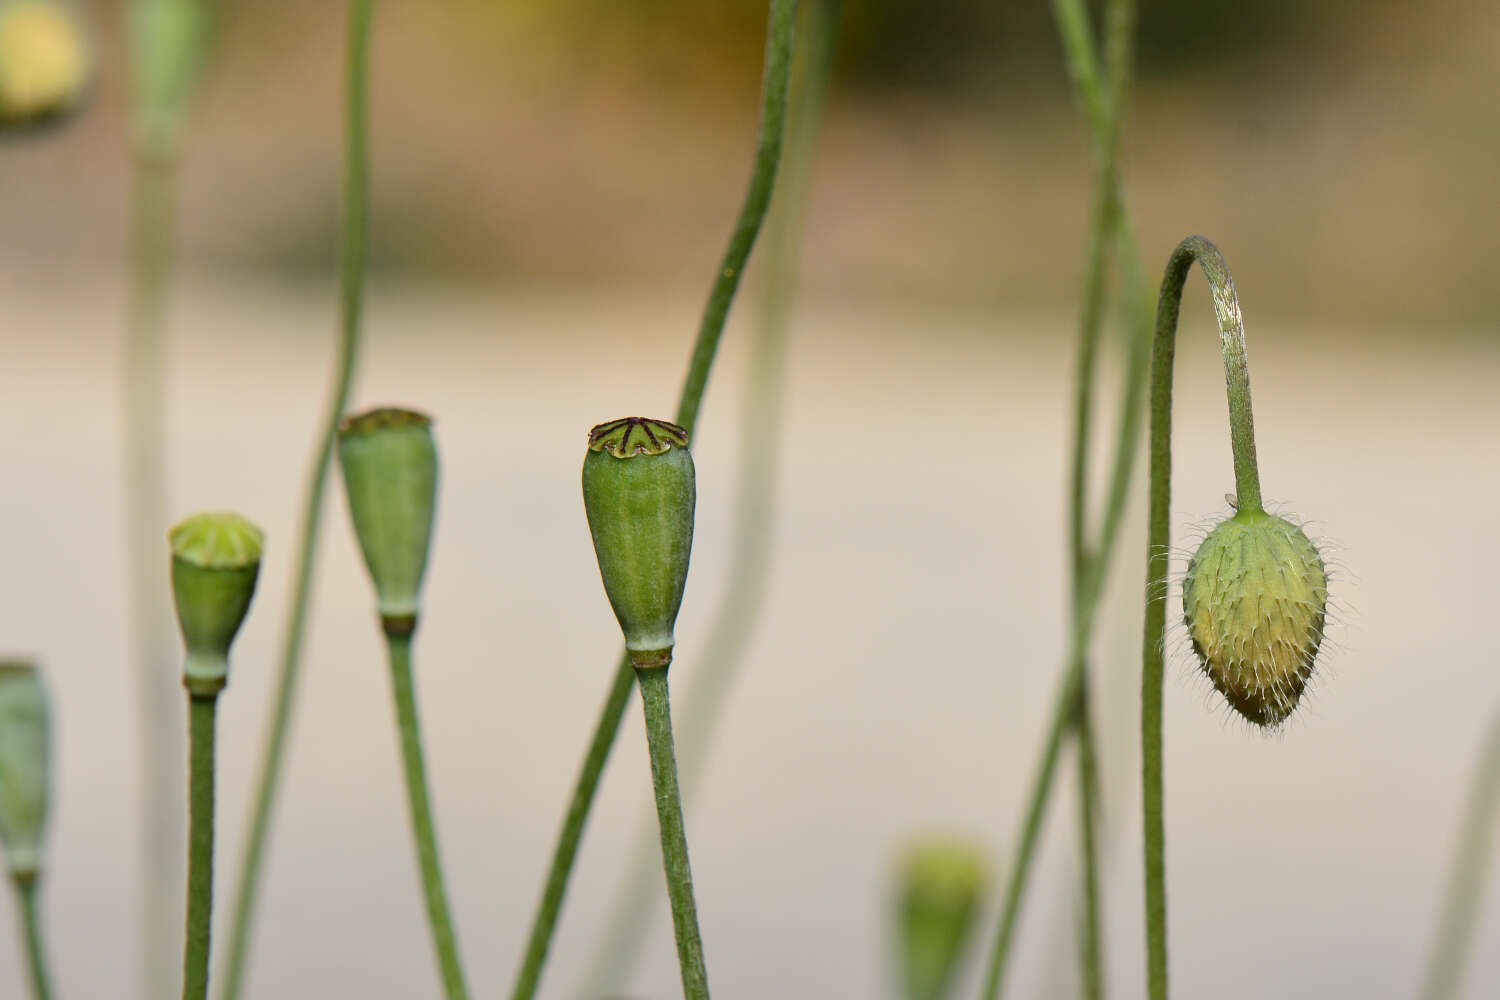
(170, 511, 264, 696)
(337, 407, 439, 637)
(1182, 510, 1328, 727)
(581, 417, 696, 669)
(0, 661, 51, 879)
(896, 836, 990, 1000)
(0, 0, 89, 127)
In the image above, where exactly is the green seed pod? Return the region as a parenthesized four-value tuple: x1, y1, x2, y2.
(0, 0, 90, 127)
(895, 835, 990, 1000)
(170, 511, 264, 696)
(1182, 510, 1328, 727)
(581, 417, 696, 669)
(128, 0, 211, 154)
(0, 661, 51, 880)
(337, 407, 439, 636)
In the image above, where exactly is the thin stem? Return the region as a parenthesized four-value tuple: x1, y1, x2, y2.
(125, 140, 182, 1000)
(385, 633, 472, 1000)
(509, 652, 635, 1000)
(1074, 677, 1103, 1000)
(11, 875, 54, 1000)
(1419, 706, 1500, 1000)
(183, 694, 219, 1000)
(636, 668, 711, 1000)
(575, 3, 839, 993)
(216, 1, 372, 995)
(508, 5, 799, 996)
(674, 0, 798, 435)
(1142, 235, 1258, 1000)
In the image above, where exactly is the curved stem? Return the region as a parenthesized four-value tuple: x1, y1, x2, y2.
(1419, 706, 1500, 1000)
(575, 3, 839, 993)
(183, 694, 219, 1000)
(11, 875, 54, 1000)
(507, 5, 799, 997)
(1142, 235, 1258, 1000)
(216, 1, 372, 995)
(385, 634, 471, 1000)
(636, 668, 711, 1000)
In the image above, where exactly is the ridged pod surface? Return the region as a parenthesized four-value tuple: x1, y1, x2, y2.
(581, 417, 696, 666)
(1182, 511, 1327, 727)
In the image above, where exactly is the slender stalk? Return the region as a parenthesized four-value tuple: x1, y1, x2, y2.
(1141, 235, 1259, 1000)
(575, 3, 839, 993)
(636, 668, 710, 1000)
(507, 5, 798, 996)
(216, 2, 372, 995)
(384, 633, 471, 1000)
(1419, 706, 1500, 1000)
(183, 694, 219, 1000)
(125, 140, 182, 1000)
(10, 875, 54, 1000)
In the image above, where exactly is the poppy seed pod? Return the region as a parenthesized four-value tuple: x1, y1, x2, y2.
(896, 836, 990, 1000)
(170, 511, 263, 696)
(1183, 510, 1328, 727)
(0, 661, 51, 879)
(0, 0, 89, 127)
(337, 407, 439, 636)
(581, 417, 696, 669)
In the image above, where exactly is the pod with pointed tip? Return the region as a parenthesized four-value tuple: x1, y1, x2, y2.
(1182, 509, 1328, 727)
(337, 406, 439, 636)
(0, 660, 50, 879)
(170, 511, 263, 696)
(0, 0, 90, 127)
(896, 835, 991, 1000)
(581, 417, 696, 669)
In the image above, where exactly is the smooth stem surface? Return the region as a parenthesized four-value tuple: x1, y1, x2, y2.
(183, 695, 219, 1000)
(508, 5, 799, 996)
(1142, 235, 1257, 1000)
(385, 635, 471, 1000)
(12, 876, 54, 1000)
(575, 3, 839, 993)
(509, 652, 635, 1000)
(637, 669, 711, 1000)
(216, 2, 371, 996)
(1075, 675, 1103, 1000)
(125, 143, 181, 1000)
(1419, 706, 1500, 1000)
(674, 0, 798, 435)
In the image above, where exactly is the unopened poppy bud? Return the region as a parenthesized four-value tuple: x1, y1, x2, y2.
(581, 417, 696, 670)
(337, 407, 439, 637)
(0, 660, 51, 880)
(0, 0, 90, 127)
(170, 511, 263, 696)
(896, 835, 990, 1000)
(1183, 510, 1328, 727)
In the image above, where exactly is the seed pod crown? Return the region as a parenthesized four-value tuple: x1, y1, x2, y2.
(170, 511, 264, 694)
(1182, 509, 1328, 727)
(581, 417, 696, 668)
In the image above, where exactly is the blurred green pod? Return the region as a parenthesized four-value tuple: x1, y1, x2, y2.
(0, 0, 90, 127)
(581, 417, 696, 669)
(1182, 509, 1327, 727)
(897, 836, 991, 1000)
(170, 511, 264, 696)
(337, 407, 439, 636)
(128, 0, 211, 154)
(0, 661, 50, 880)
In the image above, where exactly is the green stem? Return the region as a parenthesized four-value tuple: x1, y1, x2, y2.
(575, 3, 839, 993)
(125, 140, 182, 1000)
(507, 5, 798, 997)
(11, 875, 54, 1000)
(385, 633, 472, 1000)
(1074, 676, 1103, 1000)
(1142, 235, 1258, 1000)
(216, 2, 372, 996)
(636, 668, 711, 1000)
(674, 0, 798, 435)
(183, 694, 219, 1000)
(1419, 706, 1500, 1000)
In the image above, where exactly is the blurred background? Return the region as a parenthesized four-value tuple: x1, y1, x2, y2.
(2, 0, 1498, 998)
